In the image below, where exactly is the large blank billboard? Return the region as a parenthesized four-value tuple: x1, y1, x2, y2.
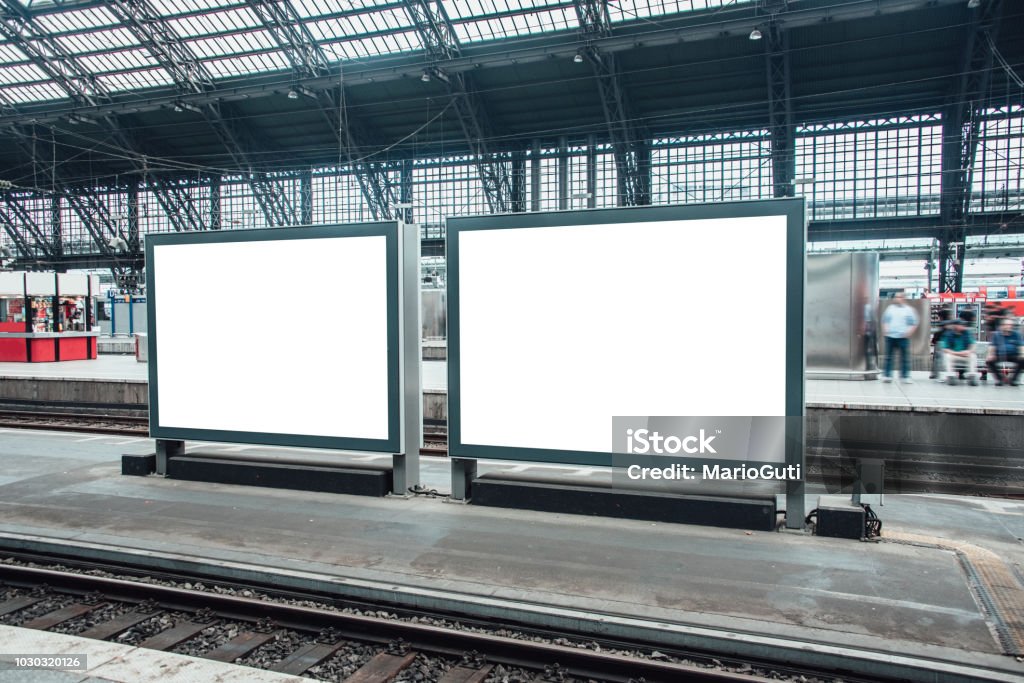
(147, 223, 400, 452)
(448, 201, 804, 465)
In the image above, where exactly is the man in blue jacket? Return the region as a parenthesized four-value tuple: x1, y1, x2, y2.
(939, 319, 979, 386)
(985, 317, 1023, 386)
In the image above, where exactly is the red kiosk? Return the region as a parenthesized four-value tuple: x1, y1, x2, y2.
(0, 272, 99, 362)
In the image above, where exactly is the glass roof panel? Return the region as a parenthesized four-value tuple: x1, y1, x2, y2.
(445, 1, 577, 43)
(33, 5, 119, 33)
(608, 0, 753, 23)
(203, 50, 291, 78)
(322, 30, 422, 60)
(306, 7, 416, 47)
(148, 0, 238, 16)
(2, 82, 71, 103)
(96, 69, 177, 92)
(166, 6, 263, 38)
(0, 44, 29, 65)
(0, 63, 50, 84)
(185, 30, 279, 60)
(291, 0, 398, 19)
(54, 27, 140, 53)
(76, 49, 159, 75)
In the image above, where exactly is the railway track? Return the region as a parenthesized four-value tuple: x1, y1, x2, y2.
(0, 408, 1020, 496)
(0, 559, 857, 683)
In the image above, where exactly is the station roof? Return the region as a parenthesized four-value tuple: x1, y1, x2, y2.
(0, 0, 1020, 183)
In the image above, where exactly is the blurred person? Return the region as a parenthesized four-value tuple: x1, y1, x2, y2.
(986, 317, 1023, 386)
(939, 319, 979, 386)
(881, 291, 918, 384)
(929, 307, 952, 380)
(961, 308, 986, 381)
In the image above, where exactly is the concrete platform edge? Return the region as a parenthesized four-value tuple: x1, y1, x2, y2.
(0, 532, 1016, 683)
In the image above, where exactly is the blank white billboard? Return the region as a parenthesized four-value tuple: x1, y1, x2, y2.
(149, 229, 394, 447)
(455, 214, 790, 455)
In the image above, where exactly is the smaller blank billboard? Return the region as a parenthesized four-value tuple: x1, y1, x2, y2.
(447, 200, 805, 466)
(146, 223, 400, 452)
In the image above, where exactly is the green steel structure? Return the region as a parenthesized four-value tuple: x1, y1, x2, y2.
(0, 0, 1020, 291)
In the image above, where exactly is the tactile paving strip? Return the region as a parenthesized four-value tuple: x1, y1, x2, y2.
(885, 531, 1024, 656)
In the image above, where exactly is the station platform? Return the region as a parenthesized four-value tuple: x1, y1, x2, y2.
(0, 428, 1021, 681)
(1, 356, 1022, 415)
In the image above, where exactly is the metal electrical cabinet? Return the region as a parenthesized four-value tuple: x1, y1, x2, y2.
(806, 253, 880, 379)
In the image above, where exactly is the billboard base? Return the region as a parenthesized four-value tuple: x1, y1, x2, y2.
(164, 455, 391, 497)
(470, 476, 778, 531)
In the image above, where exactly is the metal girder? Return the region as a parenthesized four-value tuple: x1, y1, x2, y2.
(313, 89, 400, 221)
(8, 132, 117, 263)
(1, 0, 203, 255)
(938, 0, 1003, 293)
(0, 0, 977, 129)
(404, 0, 513, 213)
(3, 193, 55, 259)
(574, 0, 649, 206)
(242, 0, 398, 220)
(0, 0, 105, 106)
(0, 201, 38, 261)
(765, 21, 794, 198)
(103, 0, 298, 227)
(101, 0, 213, 94)
(244, 0, 329, 78)
(200, 100, 300, 227)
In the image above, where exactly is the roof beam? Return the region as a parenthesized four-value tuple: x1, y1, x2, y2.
(938, 0, 1004, 293)
(243, 0, 329, 78)
(1, 0, 211, 235)
(101, 0, 214, 95)
(0, 0, 973, 128)
(574, 0, 649, 206)
(0, 0, 107, 106)
(0, 197, 43, 261)
(98, 0, 300, 226)
(3, 191, 55, 258)
(243, 0, 400, 220)
(765, 19, 794, 198)
(404, 0, 514, 213)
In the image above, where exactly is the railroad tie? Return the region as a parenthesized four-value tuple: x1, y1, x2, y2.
(203, 631, 277, 663)
(78, 610, 160, 641)
(270, 641, 346, 676)
(436, 664, 494, 683)
(0, 595, 42, 617)
(343, 651, 418, 683)
(21, 602, 104, 630)
(137, 621, 209, 651)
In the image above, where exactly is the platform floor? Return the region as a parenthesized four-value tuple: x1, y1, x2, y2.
(0, 428, 1021, 679)
(0, 624, 312, 682)
(1, 356, 1022, 414)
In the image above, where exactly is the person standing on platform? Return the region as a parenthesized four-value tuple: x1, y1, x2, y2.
(986, 317, 1023, 386)
(881, 291, 919, 384)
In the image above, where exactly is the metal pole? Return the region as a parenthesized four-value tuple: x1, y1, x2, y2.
(392, 219, 422, 495)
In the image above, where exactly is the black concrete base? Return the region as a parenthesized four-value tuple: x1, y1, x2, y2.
(121, 453, 156, 476)
(815, 496, 866, 539)
(166, 456, 390, 497)
(471, 478, 777, 531)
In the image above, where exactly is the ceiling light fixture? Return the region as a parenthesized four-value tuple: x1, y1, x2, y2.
(287, 89, 299, 99)
(749, 28, 762, 40)
(573, 50, 584, 63)
(421, 70, 431, 82)
(967, 0, 980, 7)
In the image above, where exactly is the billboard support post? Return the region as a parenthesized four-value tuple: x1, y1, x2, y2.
(393, 219, 422, 495)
